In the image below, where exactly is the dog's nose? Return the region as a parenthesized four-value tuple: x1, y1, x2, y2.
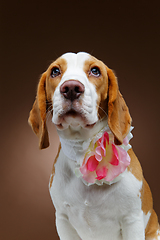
(60, 80, 85, 101)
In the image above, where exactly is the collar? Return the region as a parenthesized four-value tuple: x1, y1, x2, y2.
(59, 125, 133, 186)
(59, 136, 91, 164)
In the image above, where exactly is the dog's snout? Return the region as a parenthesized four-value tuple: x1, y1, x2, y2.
(60, 80, 85, 101)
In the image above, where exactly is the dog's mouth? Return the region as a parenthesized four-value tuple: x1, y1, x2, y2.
(55, 109, 96, 130)
(65, 110, 79, 117)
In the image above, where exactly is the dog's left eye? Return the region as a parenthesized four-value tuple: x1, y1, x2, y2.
(90, 67, 101, 77)
(51, 67, 61, 78)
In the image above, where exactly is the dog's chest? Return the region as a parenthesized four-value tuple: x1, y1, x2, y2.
(50, 150, 142, 240)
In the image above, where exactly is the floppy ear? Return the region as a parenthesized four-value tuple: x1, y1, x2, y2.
(28, 72, 49, 149)
(107, 67, 132, 145)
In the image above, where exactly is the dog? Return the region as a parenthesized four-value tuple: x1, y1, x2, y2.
(28, 52, 160, 240)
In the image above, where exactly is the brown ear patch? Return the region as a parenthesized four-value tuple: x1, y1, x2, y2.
(28, 72, 49, 149)
(107, 67, 132, 144)
(28, 99, 41, 135)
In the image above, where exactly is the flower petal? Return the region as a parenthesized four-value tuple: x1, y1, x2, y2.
(96, 167, 108, 180)
(110, 144, 119, 166)
(83, 171, 97, 183)
(117, 147, 131, 167)
(80, 164, 88, 175)
(97, 141, 106, 157)
(104, 132, 109, 145)
(87, 155, 99, 172)
(95, 146, 103, 161)
(104, 164, 122, 182)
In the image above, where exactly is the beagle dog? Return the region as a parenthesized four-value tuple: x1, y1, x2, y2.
(28, 52, 160, 240)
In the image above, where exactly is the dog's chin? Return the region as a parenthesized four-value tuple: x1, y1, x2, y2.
(54, 111, 96, 131)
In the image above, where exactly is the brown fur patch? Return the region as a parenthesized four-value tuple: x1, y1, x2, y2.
(46, 58, 67, 100)
(127, 148, 143, 182)
(83, 56, 132, 145)
(127, 149, 160, 238)
(28, 72, 50, 149)
(83, 57, 108, 118)
(107, 76, 132, 144)
(141, 179, 153, 215)
(49, 144, 61, 189)
(28, 57, 67, 149)
(145, 209, 160, 239)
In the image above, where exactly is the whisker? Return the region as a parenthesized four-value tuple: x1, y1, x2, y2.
(38, 99, 53, 105)
(97, 104, 108, 120)
(46, 105, 53, 123)
(39, 103, 53, 123)
(97, 111, 102, 120)
(46, 111, 52, 123)
(46, 104, 53, 113)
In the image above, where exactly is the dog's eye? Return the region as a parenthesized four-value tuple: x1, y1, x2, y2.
(90, 67, 101, 77)
(51, 67, 61, 78)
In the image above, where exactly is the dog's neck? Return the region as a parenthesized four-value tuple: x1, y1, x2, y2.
(59, 124, 133, 164)
(58, 119, 133, 186)
(59, 135, 92, 164)
(58, 118, 108, 164)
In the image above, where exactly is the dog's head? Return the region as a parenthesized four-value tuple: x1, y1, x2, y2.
(28, 52, 131, 149)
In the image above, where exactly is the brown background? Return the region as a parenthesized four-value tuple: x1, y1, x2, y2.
(1, 0, 160, 239)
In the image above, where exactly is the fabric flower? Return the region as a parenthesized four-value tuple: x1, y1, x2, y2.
(79, 130, 131, 184)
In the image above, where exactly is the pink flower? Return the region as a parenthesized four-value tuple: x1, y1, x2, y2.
(79, 131, 131, 184)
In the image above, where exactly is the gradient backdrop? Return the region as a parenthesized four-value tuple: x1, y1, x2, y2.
(1, 0, 160, 239)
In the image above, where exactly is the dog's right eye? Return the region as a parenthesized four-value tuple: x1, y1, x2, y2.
(51, 67, 61, 78)
(90, 67, 101, 77)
